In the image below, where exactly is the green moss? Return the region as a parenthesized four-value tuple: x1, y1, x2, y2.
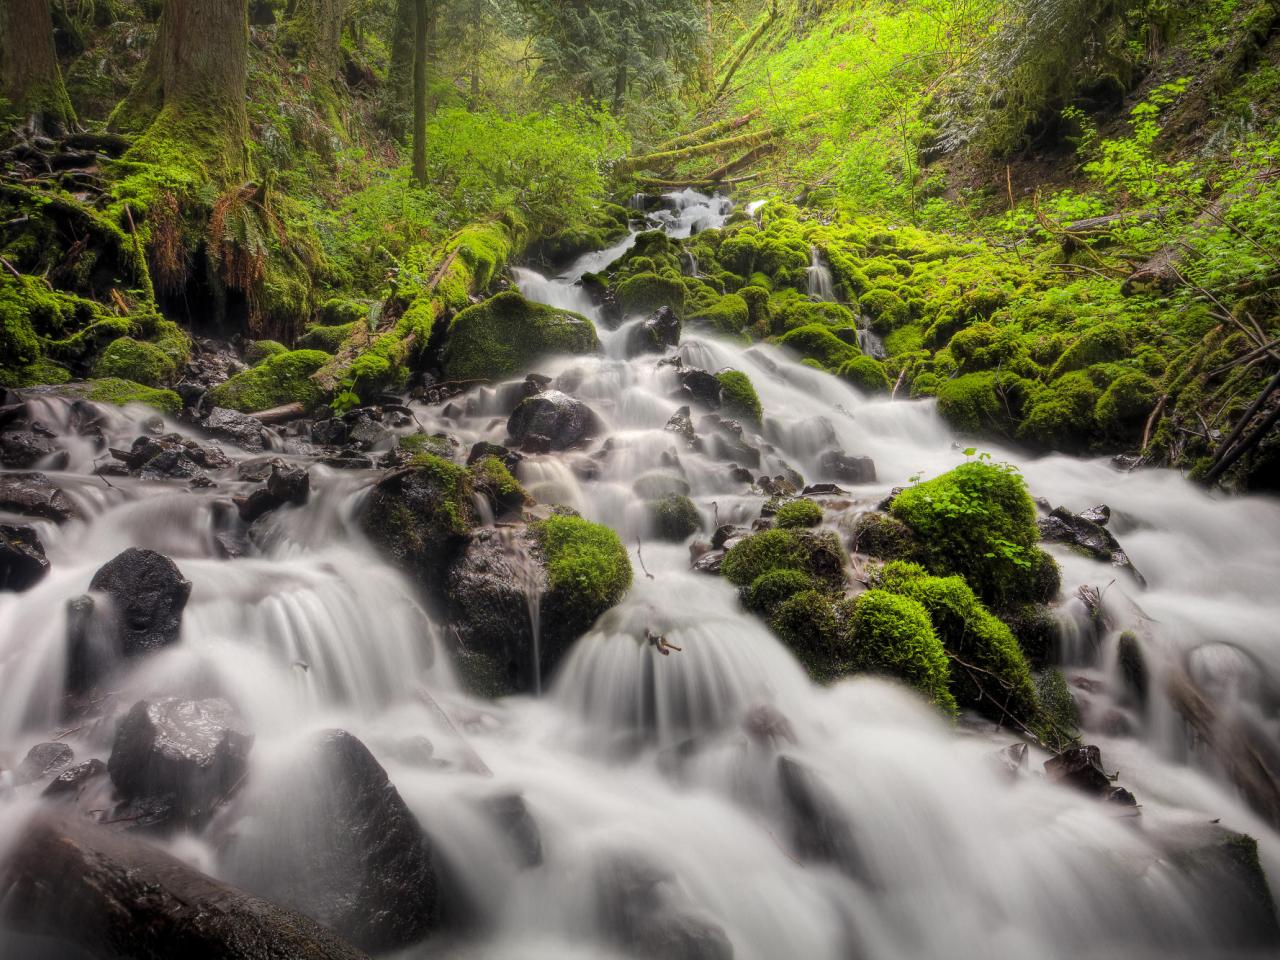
(1017, 370, 1100, 449)
(469, 455, 528, 515)
(298, 320, 361, 352)
(1048, 323, 1129, 379)
(875, 561, 1039, 722)
(847, 590, 957, 715)
(884, 323, 924, 356)
(745, 568, 816, 615)
(442, 291, 599, 382)
(1095, 371, 1158, 438)
(86, 377, 182, 414)
(851, 512, 920, 560)
(722, 528, 846, 590)
(860, 288, 910, 332)
(616, 271, 687, 317)
(768, 589, 846, 682)
(690, 293, 750, 337)
(889, 460, 1043, 605)
(317, 297, 368, 326)
(0, 280, 42, 368)
(837, 355, 891, 393)
(716, 369, 763, 424)
(92, 336, 177, 386)
(448, 222, 513, 292)
(776, 323, 861, 369)
(533, 514, 633, 644)
(245, 340, 289, 366)
(207, 348, 330, 412)
(936, 371, 1036, 438)
(775, 498, 822, 529)
(648, 494, 701, 541)
(2, 358, 71, 387)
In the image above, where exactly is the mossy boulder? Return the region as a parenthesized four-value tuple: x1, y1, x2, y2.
(768, 589, 846, 683)
(851, 512, 920, 560)
(689, 294, 750, 337)
(715, 369, 762, 424)
(889, 460, 1052, 606)
(846, 590, 957, 715)
(469, 456, 528, 516)
(776, 323, 860, 369)
(1048, 323, 1129, 379)
(442, 291, 599, 382)
(860, 289, 909, 332)
(1095, 371, 1158, 439)
(837, 356, 891, 393)
(86, 378, 182, 414)
(361, 454, 479, 597)
(615, 272, 686, 318)
(775, 498, 822, 529)
(936, 371, 1036, 438)
(208, 349, 330, 413)
(532, 514, 632, 652)
(1017, 371, 1100, 450)
(722, 528, 846, 590)
(744, 568, 816, 615)
(316, 297, 368, 327)
(648, 494, 701, 541)
(297, 321, 360, 353)
(93, 337, 178, 386)
(244, 340, 289, 366)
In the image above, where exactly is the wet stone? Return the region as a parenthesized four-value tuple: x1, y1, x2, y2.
(1044, 744, 1112, 796)
(0, 430, 67, 469)
(0, 523, 50, 591)
(819, 450, 876, 485)
(0, 471, 79, 522)
(41, 758, 106, 798)
(14, 742, 74, 784)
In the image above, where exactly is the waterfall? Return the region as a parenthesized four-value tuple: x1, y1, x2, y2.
(3, 190, 1279, 959)
(806, 245, 835, 301)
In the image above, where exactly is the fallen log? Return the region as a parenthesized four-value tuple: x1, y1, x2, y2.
(649, 109, 760, 155)
(250, 401, 307, 424)
(1059, 208, 1167, 254)
(704, 141, 777, 181)
(635, 173, 761, 191)
(619, 126, 780, 176)
(711, 1, 778, 104)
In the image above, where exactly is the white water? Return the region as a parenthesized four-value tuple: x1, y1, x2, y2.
(2, 190, 1279, 958)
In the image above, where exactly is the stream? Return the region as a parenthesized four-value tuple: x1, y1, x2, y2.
(2, 189, 1279, 958)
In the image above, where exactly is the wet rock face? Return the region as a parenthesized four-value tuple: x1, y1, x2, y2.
(480, 791, 544, 868)
(0, 812, 370, 960)
(0, 471, 79, 522)
(244, 730, 438, 954)
(0, 523, 50, 591)
(819, 450, 876, 485)
(235, 461, 311, 522)
(776, 756, 866, 879)
(196, 406, 270, 451)
(42, 758, 107, 798)
(14, 742, 74, 784)
(1038, 504, 1145, 586)
(596, 853, 734, 960)
(1043, 744, 1112, 795)
(676, 369, 723, 409)
(0, 430, 66, 469)
(107, 698, 252, 827)
(627, 305, 682, 357)
(506, 389, 600, 451)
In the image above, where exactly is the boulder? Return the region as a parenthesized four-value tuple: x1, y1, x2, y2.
(626, 305, 682, 357)
(42, 758, 107, 798)
(14, 741, 74, 784)
(1038, 505, 1145, 586)
(698, 415, 760, 468)
(818, 450, 876, 484)
(0, 523, 50, 591)
(312, 417, 349, 446)
(777, 756, 867, 879)
(506, 390, 600, 451)
(467, 440, 522, 472)
(480, 791, 544, 868)
(676, 369, 722, 408)
(198, 406, 270, 450)
(236, 461, 310, 522)
(0, 812, 370, 959)
(596, 853, 733, 960)
(108, 697, 252, 827)
(0, 430, 66, 469)
(1043, 744, 1112, 796)
(442, 290, 600, 382)
(0, 471, 79, 522)
(665, 405, 697, 445)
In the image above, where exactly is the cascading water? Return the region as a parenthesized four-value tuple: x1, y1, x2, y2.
(806, 245, 836, 302)
(2, 189, 1279, 959)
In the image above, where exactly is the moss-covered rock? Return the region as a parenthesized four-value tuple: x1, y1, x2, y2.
(92, 337, 178, 386)
(648, 494, 701, 541)
(768, 589, 845, 682)
(936, 371, 1036, 438)
(616, 271, 686, 317)
(1048, 322, 1129, 379)
(846, 590, 957, 714)
(207, 349, 330, 412)
(722, 528, 846, 590)
(442, 291, 599, 382)
(776, 323, 860, 369)
(716, 369, 763, 424)
(889, 460, 1048, 605)
(532, 514, 632, 651)
(860, 288, 910, 332)
(1095, 370, 1158, 439)
(1017, 370, 1100, 449)
(245, 339, 289, 366)
(316, 297, 368, 327)
(86, 377, 182, 414)
(850, 512, 920, 560)
(837, 355, 891, 393)
(775, 498, 822, 529)
(689, 294, 750, 337)
(297, 320, 360, 352)
(469, 455, 528, 516)
(744, 568, 816, 615)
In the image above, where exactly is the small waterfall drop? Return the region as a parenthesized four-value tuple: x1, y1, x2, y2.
(806, 245, 835, 301)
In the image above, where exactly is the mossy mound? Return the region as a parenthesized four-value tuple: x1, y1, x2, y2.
(776, 323, 861, 369)
(860, 288, 910, 332)
(442, 291, 599, 382)
(245, 340, 289, 366)
(616, 272, 687, 317)
(92, 337, 178, 386)
(837, 355, 891, 393)
(768, 589, 847, 683)
(86, 377, 183, 414)
(851, 512, 920, 560)
(744, 568, 817, 615)
(775, 498, 822, 529)
(715, 369, 763, 424)
(847, 589, 958, 715)
(532, 514, 632, 650)
(469, 456, 529, 516)
(208, 349, 330, 412)
(648, 494, 701, 541)
(722, 528, 846, 590)
(936, 371, 1037, 438)
(889, 460, 1054, 606)
(690, 294, 750, 337)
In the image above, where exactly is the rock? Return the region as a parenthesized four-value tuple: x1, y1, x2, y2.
(742, 704, 796, 746)
(121, 435, 207, 480)
(198, 406, 270, 451)
(777, 755, 866, 879)
(41, 758, 107, 798)
(344, 410, 389, 450)
(0, 812, 370, 959)
(0, 471, 79, 522)
(693, 550, 726, 574)
(1044, 744, 1112, 796)
(506, 389, 600, 451)
(266, 461, 309, 504)
(596, 853, 733, 960)
(627, 305, 681, 356)
(676, 369, 723, 409)
(107, 697, 252, 827)
(990, 742, 1029, 781)
(801, 482, 847, 497)
(14, 742, 74, 784)
(1079, 503, 1111, 525)
(231, 730, 438, 953)
(0, 430, 66, 469)
(0, 523, 50, 591)
(1117, 631, 1149, 707)
(818, 450, 876, 484)
(467, 440, 522, 472)
(479, 791, 543, 868)
(728, 465, 753, 484)
(1038, 505, 1145, 586)
(1106, 785, 1139, 807)
(445, 527, 547, 695)
(699, 415, 760, 467)
(711, 524, 744, 550)
(633, 471, 691, 499)
(312, 417, 349, 446)
(665, 405, 697, 444)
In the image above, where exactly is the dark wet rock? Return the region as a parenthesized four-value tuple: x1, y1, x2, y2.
(1044, 744, 1113, 796)
(467, 440, 522, 472)
(1106, 785, 1139, 807)
(801, 482, 847, 497)
(0, 523, 50, 591)
(176, 381, 211, 415)
(507, 390, 600, 451)
(480, 791, 544, 868)
(1117, 631, 1149, 707)
(711, 524, 744, 550)
(117, 435, 206, 480)
(1038, 505, 1145, 586)
(0, 811, 370, 960)
(445, 527, 546, 696)
(777, 755, 866, 879)
(676, 369, 722, 409)
(0, 471, 79, 522)
(518, 434, 553, 454)
(312, 417, 349, 446)
(198, 406, 270, 451)
(0, 430, 67, 469)
(698, 414, 760, 468)
(68, 548, 191, 686)
(818, 450, 876, 485)
(990, 742, 1029, 782)
(14, 742, 74, 784)
(876, 485, 905, 511)
(692, 550, 726, 574)
(345, 410, 390, 450)
(107, 697, 252, 828)
(665, 405, 697, 444)
(728, 465, 753, 484)
(42, 758, 107, 798)
(627, 305, 682, 357)
(238, 461, 310, 522)
(596, 853, 734, 960)
(235, 487, 280, 523)
(236, 458, 277, 482)
(241, 730, 438, 953)
(321, 451, 375, 469)
(1080, 504, 1111, 525)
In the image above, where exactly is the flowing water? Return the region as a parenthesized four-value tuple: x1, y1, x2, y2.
(2, 190, 1279, 958)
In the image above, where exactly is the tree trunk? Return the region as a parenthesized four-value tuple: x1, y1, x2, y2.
(412, 0, 428, 186)
(383, 0, 415, 136)
(110, 0, 250, 184)
(0, 0, 76, 134)
(613, 58, 628, 114)
(286, 0, 348, 86)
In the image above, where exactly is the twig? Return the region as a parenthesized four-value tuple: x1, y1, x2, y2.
(636, 538, 655, 580)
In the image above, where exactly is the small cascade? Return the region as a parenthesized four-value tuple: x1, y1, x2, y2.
(806, 245, 835, 301)
(682, 250, 699, 277)
(857, 326, 886, 358)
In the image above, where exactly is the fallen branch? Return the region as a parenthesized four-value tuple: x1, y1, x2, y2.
(619, 127, 781, 176)
(249, 401, 307, 424)
(1058, 208, 1168, 254)
(711, 2, 778, 104)
(636, 538, 655, 580)
(649, 110, 760, 155)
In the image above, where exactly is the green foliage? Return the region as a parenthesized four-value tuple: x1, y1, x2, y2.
(648, 494, 701, 541)
(208, 349, 330, 412)
(616, 272, 686, 317)
(86, 377, 182, 414)
(775, 498, 823, 529)
(1017, 370, 1101, 450)
(93, 336, 176, 386)
(442, 290, 599, 381)
(715, 369, 763, 424)
(847, 590, 958, 715)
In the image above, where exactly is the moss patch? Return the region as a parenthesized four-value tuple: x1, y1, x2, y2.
(533, 514, 633, 648)
(716, 369, 763, 424)
(442, 291, 599, 382)
(847, 589, 958, 715)
(208, 349, 330, 412)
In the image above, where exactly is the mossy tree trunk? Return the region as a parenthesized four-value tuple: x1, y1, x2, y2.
(412, 0, 429, 186)
(110, 0, 250, 185)
(383, 0, 415, 135)
(284, 0, 347, 88)
(0, 0, 77, 134)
